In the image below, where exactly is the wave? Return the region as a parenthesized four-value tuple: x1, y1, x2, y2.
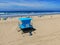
(0, 11, 60, 18)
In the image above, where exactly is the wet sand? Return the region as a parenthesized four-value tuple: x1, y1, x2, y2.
(0, 15, 60, 45)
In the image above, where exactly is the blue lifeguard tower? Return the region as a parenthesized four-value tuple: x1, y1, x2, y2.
(18, 17, 33, 29)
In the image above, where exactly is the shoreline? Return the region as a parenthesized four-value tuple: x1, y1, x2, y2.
(0, 13, 60, 18)
(0, 14, 60, 20)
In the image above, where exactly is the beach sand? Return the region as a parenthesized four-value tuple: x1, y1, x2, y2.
(0, 15, 60, 45)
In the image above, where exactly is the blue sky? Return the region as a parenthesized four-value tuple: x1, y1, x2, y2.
(0, 0, 60, 11)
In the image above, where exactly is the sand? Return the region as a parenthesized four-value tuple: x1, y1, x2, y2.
(0, 15, 60, 45)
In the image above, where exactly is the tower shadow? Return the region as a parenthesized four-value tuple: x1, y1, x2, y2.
(21, 28, 36, 36)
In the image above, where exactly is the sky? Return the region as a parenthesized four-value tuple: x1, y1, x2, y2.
(0, 0, 60, 11)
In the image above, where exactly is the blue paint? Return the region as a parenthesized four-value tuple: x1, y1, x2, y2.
(18, 17, 32, 29)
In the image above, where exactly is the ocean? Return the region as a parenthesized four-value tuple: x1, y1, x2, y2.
(0, 11, 60, 18)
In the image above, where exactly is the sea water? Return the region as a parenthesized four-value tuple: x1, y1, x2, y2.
(0, 11, 60, 18)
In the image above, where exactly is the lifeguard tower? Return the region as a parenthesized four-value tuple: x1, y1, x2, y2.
(18, 17, 33, 29)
